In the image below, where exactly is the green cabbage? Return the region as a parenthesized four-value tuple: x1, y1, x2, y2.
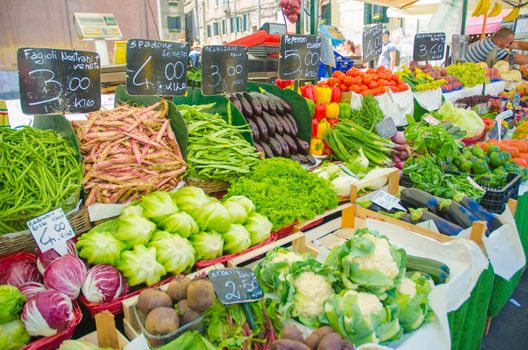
(76, 220, 126, 265)
(116, 245, 166, 286)
(158, 211, 199, 238)
(190, 231, 224, 260)
(254, 248, 308, 292)
(223, 201, 248, 225)
(325, 228, 406, 297)
(437, 101, 485, 138)
(278, 259, 335, 328)
(0, 319, 30, 350)
(223, 196, 255, 216)
(196, 202, 231, 233)
(0, 285, 25, 323)
(140, 191, 179, 221)
(322, 290, 402, 345)
(171, 187, 209, 218)
(148, 231, 195, 274)
(386, 271, 434, 332)
(244, 213, 272, 245)
(222, 224, 251, 254)
(115, 207, 156, 248)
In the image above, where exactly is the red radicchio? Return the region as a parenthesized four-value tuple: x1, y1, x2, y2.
(21, 289, 73, 336)
(43, 254, 86, 300)
(82, 265, 129, 303)
(36, 239, 77, 274)
(0, 261, 40, 288)
(19, 282, 47, 299)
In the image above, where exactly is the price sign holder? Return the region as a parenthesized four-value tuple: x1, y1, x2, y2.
(362, 24, 383, 63)
(17, 47, 101, 115)
(375, 117, 397, 139)
(279, 34, 322, 81)
(201, 45, 248, 96)
(423, 114, 441, 125)
(371, 190, 406, 212)
(413, 33, 446, 62)
(27, 208, 75, 255)
(208, 268, 264, 330)
(126, 39, 188, 96)
(489, 110, 513, 141)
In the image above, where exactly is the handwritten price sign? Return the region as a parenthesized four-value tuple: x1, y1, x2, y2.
(27, 208, 75, 255)
(208, 268, 264, 305)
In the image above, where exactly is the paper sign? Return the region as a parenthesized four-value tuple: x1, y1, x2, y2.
(371, 190, 406, 211)
(208, 268, 264, 305)
(375, 117, 398, 139)
(27, 208, 75, 255)
(423, 114, 441, 125)
(124, 334, 150, 350)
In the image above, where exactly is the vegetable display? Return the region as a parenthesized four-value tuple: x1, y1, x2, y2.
(476, 140, 528, 176)
(436, 101, 485, 138)
(255, 228, 434, 347)
(0, 127, 82, 234)
(398, 65, 446, 92)
(228, 91, 314, 165)
(74, 100, 186, 205)
(446, 62, 487, 87)
(227, 158, 338, 230)
(21, 289, 74, 337)
(407, 62, 462, 92)
(346, 95, 384, 132)
(77, 188, 272, 286)
(178, 103, 261, 181)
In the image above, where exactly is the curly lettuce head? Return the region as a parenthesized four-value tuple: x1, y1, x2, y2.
(386, 271, 434, 332)
(253, 248, 307, 292)
(323, 290, 402, 346)
(278, 259, 335, 328)
(223, 201, 248, 225)
(325, 228, 406, 297)
(224, 196, 255, 216)
(148, 231, 195, 274)
(171, 187, 209, 218)
(76, 220, 126, 265)
(244, 213, 272, 245)
(140, 191, 179, 221)
(190, 231, 224, 260)
(115, 206, 156, 248)
(196, 202, 231, 233)
(222, 224, 251, 254)
(0, 285, 25, 323)
(158, 211, 199, 238)
(116, 245, 166, 286)
(0, 318, 30, 350)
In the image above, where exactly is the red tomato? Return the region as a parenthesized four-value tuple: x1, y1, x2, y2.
(339, 84, 348, 91)
(368, 81, 378, 89)
(359, 84, 368, 91)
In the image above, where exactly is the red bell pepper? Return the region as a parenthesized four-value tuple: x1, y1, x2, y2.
(275, 79, 294, 89)
(331, 87, 341, 103)
(312, 118, 318, 137)
(328, 118, 339, 127)
(314, 104, 327, 122)
(301, 84, 317, 103)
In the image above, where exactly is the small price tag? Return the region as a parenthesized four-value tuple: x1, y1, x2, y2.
(336, 163, 359, 179)
(467, 176, 485, 192)
(371, 190, 406, 211)
(423, 114, 441, 125)
(375, 117, 398, 139)
(513, 93, 521, 109)
(124, 334, 150, 350)
(27, 208, 75, 256)
(208, 268, 264, 305)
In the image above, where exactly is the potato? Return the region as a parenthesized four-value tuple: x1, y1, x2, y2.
(187, 279, 215, 312)
(270, 339, 311, 350)
(316, 332, 354, 350)
(281, 324, 304, 342)
(137, 289, 173, 315)
(145, 307, 179, 335)
(176, 299, 201, 325)
(167, 276, 191, 302)
(305, 327, 335, 350)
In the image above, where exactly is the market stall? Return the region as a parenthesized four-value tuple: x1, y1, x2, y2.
(3, 4, 528, 350)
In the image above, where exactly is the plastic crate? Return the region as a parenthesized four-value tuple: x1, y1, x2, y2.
(400, 172, 521, 214)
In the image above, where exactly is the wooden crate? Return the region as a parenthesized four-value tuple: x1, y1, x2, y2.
(78, 311, 129, 349)
(121, 264, 223, 341)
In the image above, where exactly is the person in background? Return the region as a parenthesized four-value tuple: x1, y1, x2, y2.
(378, 29, 397, 71)
(189, 42, 201, 67)
(464, 27, 528, 66)
(338, 40, 356, 57)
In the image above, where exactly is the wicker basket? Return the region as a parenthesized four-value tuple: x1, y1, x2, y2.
(185, 177, 230, 194)
(0, 207, 91, 257)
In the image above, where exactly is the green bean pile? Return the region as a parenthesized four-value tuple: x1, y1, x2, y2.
(0, 127, 82, 234)
(178, 104, 260, 181)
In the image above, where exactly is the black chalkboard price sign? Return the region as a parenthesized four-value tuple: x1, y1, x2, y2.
(17, 48, 101, 115)
(413, 33, 446, 61)
(126, 39, 188, 96)
(208, 268, 264, 305)
(279, 34, 322, 80)
(362, 24, 383, 63)
(201, 45, 248, 96)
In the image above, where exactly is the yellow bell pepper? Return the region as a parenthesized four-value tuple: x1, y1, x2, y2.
(310, 138, 324, 156)
(316, 119, 330, 140)
(326, 103, 340, 119)
(315, 86, 332, 105)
